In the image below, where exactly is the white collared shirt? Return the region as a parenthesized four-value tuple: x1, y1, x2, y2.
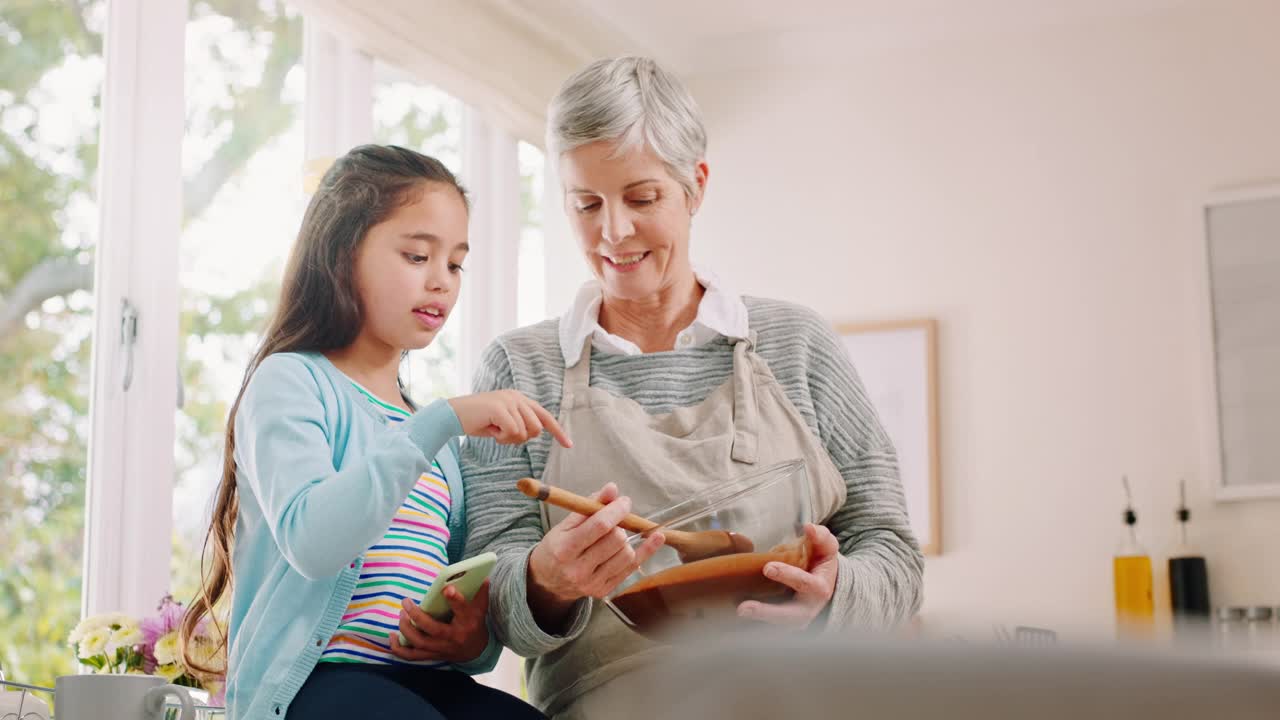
(558, 266, 751, 367)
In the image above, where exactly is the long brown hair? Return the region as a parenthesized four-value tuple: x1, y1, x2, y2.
(179, 145, 468, 676)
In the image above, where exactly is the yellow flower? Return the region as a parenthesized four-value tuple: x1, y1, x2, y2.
(153, 631, 180, 666)
(69, 614, 106, 644)
(155, 663, 185, 682)
(69, 613, 138, 643)
(188, 637, 226, 674)
(79, 628, 109, 659)
(108, 626, 144, 655)
(103, 613, 135, 631)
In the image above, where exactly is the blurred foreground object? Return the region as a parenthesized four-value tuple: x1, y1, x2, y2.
(600, 630, 1280, 720)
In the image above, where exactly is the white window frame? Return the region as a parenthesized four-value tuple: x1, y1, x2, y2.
(303, 21, 373, 173)
(83, 0, 186, 618)
(460, 109, 522, 389)
(540, 157, 589, 319)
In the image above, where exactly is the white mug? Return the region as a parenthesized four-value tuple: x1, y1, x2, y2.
(55, 675, 194, 720)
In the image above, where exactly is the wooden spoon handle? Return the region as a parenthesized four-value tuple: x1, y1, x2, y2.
(516, 478, 660, 534)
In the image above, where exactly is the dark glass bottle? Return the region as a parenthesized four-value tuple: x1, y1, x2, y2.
(1169, 480, 1210, 641)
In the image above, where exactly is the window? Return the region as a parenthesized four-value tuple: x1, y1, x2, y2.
(373, 60, 465, 404)
(0, 0, 105, 686)
(517, 141, 548, 327)
(1, 3, 543, 693)
(170, 0, 305, 603)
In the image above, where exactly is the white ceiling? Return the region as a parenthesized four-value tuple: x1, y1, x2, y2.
(526, 0, 1200, 74)
(298, 0, 1203, 141)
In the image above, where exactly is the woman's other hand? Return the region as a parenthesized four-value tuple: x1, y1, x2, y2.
(737, 523, 840, 629)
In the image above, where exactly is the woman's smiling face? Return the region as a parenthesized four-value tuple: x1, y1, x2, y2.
(560, 140, 706, 303)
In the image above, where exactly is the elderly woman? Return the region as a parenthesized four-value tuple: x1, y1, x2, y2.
(462, 56, 923, 718)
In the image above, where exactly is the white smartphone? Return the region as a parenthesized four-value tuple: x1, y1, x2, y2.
(396, 552, 496, 647)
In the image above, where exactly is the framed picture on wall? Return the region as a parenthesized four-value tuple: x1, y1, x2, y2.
(835, 319, 941, 555)
(1201, 184, 1280, 501)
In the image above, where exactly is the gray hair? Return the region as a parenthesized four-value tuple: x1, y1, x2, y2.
(547, 56, 708, 199)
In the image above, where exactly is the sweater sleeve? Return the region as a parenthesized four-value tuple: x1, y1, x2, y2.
(797, 311, 925, 629)
(460, 340, 593, 658)
(449, 624, 503, 675)
(235, 354, 463, 580)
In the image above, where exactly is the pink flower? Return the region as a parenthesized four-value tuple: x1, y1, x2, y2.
(139, 595, 186, 672)
(141, 595, 186, 645)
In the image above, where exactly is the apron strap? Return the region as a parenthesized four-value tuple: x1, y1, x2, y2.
(731, 332, 759, 463)
(561, 335, 594, 409)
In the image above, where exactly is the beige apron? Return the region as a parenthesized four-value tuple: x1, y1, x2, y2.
(530, 333, 847, 719)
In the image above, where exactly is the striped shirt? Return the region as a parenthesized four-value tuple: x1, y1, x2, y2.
(320, 383, 452, 666)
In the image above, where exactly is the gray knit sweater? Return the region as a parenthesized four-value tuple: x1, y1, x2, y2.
(461, 296, 923, 697)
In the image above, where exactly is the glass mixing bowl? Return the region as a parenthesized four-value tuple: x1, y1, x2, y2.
(604, 459, 814, 641)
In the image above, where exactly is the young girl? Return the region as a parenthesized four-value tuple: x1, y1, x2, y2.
(179, 145, 566, 720)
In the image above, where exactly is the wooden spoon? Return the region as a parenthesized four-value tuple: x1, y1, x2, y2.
(516, 478, 756, 561)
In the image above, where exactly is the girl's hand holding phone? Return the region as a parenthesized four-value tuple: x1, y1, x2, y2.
(389, 580, 491, 664)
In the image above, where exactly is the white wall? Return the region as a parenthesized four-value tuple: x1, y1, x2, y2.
(675, 0, 1280, 636)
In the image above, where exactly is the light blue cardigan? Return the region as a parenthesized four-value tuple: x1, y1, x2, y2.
(224, 351, 500, 720)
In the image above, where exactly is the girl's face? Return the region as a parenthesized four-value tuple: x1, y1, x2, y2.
(352, 183, 469, 352)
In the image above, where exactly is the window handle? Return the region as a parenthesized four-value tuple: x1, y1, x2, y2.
(120, 297, 138, 391)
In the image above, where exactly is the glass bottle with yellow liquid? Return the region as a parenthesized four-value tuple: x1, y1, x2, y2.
(1114, 476, 1154, 638)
